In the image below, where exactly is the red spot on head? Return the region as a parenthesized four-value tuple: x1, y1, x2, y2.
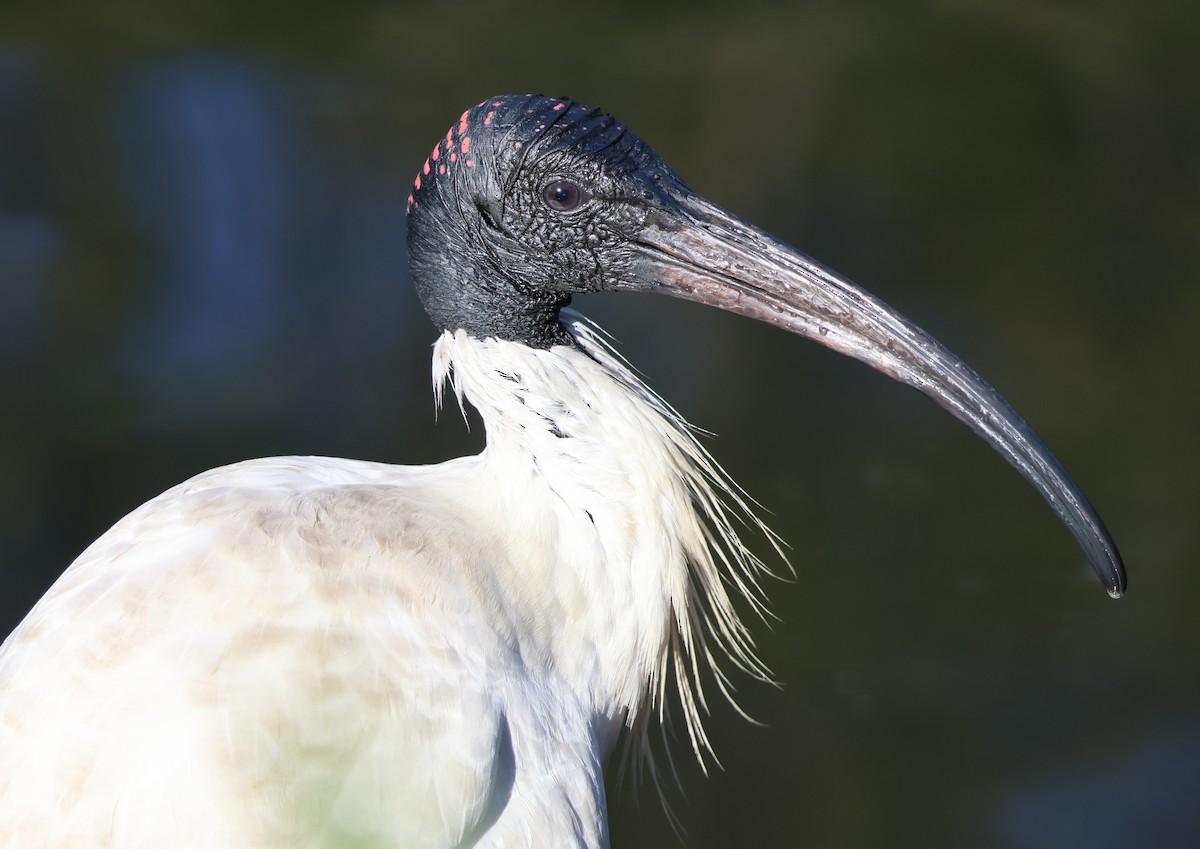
(438, 164, 446, 174)
(458, 111, 469, 134)
(461, 136, 471, 153)
(492, 100, 502, 106)
(423, 161, 431, 175)
(552, 102, 565, 111)
(414, 174, 422, 189)
(407, 194, 416, 209)
(484, 111, 494, 125)
(466, 158, 474, 167)
(450, 152, 457, 162)
(445, 128, 453, 143)
(431, 145, 440, 161)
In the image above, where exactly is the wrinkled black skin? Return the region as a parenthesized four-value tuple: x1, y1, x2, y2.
(406, 94, 687, 348)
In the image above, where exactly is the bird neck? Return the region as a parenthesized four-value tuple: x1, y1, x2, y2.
(431, 316, 780, 769)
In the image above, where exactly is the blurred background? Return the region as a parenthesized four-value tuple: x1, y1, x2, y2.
(0, 1, 1196, 846)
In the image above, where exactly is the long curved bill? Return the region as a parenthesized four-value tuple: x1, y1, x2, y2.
(632, 192, 1126, 598)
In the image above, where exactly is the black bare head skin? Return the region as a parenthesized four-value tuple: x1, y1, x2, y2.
(405, 94, 687, 348)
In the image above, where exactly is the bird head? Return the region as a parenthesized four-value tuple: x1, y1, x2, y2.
(405, 93, 1126, 598)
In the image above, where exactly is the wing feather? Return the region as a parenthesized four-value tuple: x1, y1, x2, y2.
(0, 457, 517, 849)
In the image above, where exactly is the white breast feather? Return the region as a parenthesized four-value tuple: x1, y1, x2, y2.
(435, 313, 787, 778)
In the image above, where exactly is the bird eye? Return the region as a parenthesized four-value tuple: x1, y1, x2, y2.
(542, 180, 585, 212)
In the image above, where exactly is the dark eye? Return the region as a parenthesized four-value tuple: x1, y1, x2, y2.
(542, 180, 585, 212)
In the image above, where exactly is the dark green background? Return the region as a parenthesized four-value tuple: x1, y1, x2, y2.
(1, 1, 1196, 846)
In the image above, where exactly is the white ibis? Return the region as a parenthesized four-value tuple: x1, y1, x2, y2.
(0, 94, 1124, 848)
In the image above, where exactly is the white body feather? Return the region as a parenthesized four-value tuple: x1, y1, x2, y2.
(0, 317, 776, 848)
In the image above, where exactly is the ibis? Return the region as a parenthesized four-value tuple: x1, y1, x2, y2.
(0, 94, 1125, 848)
